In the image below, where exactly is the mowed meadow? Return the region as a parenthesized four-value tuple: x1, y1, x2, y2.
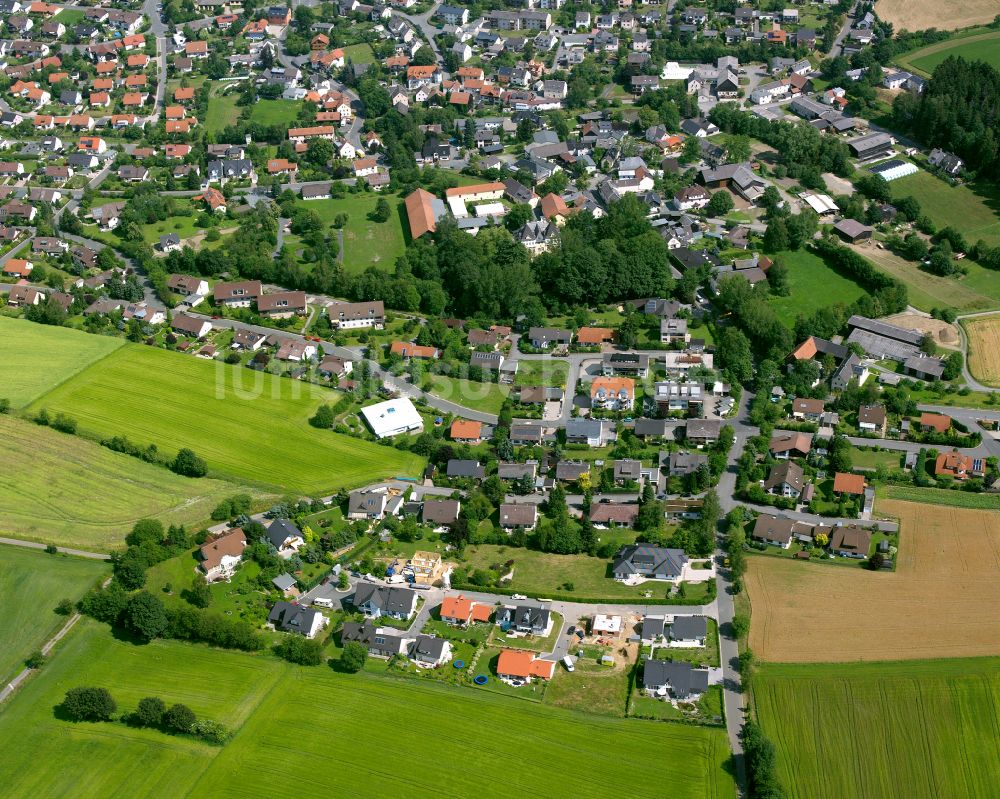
(0, 622, 737, 799)
(745, 499, 1000, 662)
(0, 316, 123, 407)
(754, 659, 1000, 799)
(0, 415, 252, 550)
(20, 342, 425, 494)
(0, 546, 107, 683)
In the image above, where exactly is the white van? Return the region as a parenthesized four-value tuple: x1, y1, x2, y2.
(312, 597, 335, 609)
(562, 655, 575, 672)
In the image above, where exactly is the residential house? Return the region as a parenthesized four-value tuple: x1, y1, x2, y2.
(643, 659, 708, 700)
(268, 602, 327, 638)
(764, 461, 805, 498)
(440, 595, 492, 626)
(340, 620, 411, 658)
(496, 649, 555, 685)
(769, 431, 812, 459)
(858, 404, 887, 437)
(267, 519, 305, 555)
(935, 450, 985, 481)
(590, 376, 634, 411)
(198, 528, 247, 581)
(791, 398, 825, 421)
(829, 524, 872, 558)
(352, 584, 419, 620)
(612, 544, 688, 581)
(498, 502, 538, 531)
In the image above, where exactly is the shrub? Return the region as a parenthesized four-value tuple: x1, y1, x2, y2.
(274, 635, 324, 666)
(132, 696, 166, 728)
(339, 641, 368, 673)
(61, 687, 117, 722)
(163, 703, 196, 734)
(25, 650, 46, 669)
(51, 413, 77, 434)
(192, 719, 231, 744)
(55, 598, 75, 615)
(171, 447, 208, 477)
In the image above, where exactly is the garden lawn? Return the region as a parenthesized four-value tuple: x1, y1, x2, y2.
(341, 43, 375, 64)
(848, 446, 903, 470)
(890, 170, 1000, 247)
(512, 358, 570, 387)
(0, 415, 253, 551)
(192, 665, 735, 799)
(768, 250, 867, 326)
(250, 99, 302, 126)
(203, 92, 240, 135)
(292, 195, 406, 274)
(0, 621, 287, 799)
(0, 316, 123, 407)
(26, 343, 425, 494)
(141, 212, 206, 245)
(426, 374, 510, 415)
(0, 546, 107, 682)
(458, 544, 712, 602)
(754, 659, 1000, 799)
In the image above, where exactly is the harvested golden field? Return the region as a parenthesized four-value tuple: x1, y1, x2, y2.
(746, 500, 1000, 662)
(885, 312, 960, 349)
(877, 0, 1000, 32)
(964, 315, 1000, 387)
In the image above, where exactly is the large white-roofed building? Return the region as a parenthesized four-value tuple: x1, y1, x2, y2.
(361, 398, 424, 438)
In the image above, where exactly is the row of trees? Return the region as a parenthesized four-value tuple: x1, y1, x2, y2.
(59, 687, 230, 744)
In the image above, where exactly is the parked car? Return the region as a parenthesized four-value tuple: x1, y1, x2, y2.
(562, 655, 575, 672)
(511, 593, 527, 600)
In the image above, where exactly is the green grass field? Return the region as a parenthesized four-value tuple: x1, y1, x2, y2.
(140, 205, 205, 245)
(427, 375, 510, 415)
(754, 659, 1000, 799)
(890, 170, 1000, 247)
(0, 415, 252, 551)
(849, 446, 903, 470)
(855, 244, 1000, 312)
(25, 344, 424, 494)
(204, 91, 241, 135)
(513, 358, 570, 387)
(250, 99, 303, 126)
(0, 547, 107, 683)
(341, 43, 375, 64)
(0, 317, 123, 407)
(900, 29, 1000, 75)
(768, 250, 867, 326)
(0, 621, 736, 798)
(293, 195, 407, 274)
(878, 484, 1000, 510)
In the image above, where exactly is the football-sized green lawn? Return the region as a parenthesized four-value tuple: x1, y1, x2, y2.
(512, 358, 570, 387)
(890, 170, 1000, 247)
(0, 316, 123, 407)
(292, 194, 407, 274)
(768, 249, 867, 326)
(250, 99, 302, 126)
(426, 375, 510, 415)
(0, 622, 736, 799)
(898, 28, 1000, 75)
(0, 415, 252, 551)
(0, 547, 107, 683)
(26, 344, 424, 494)
(204, 91, 241, 134)
(754, 659, 1000, 799)
(341, 43, 375, 64)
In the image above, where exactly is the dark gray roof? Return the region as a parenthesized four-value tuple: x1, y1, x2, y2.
(267, 518, 302, 549)
(667, 451, 708, 475)
(351, 583, 418, 616)
(613, 544, 688, 578)
(633, 417, 669, 437)
(497, 461, 537, 480)
(446, 459, 485, 479)
(411, 634, 448, 661)
(565, 418, 605, 440)
(669, 615, 707, 641)
(421, 499, 460, 524)
(642, 659, 709, 695)
(556, 460, 590, 480)
(268, 601, 320, 634)
(497, 604, 550, 631)
(272, 573, 297, 591)
(641, 616, 666, 640)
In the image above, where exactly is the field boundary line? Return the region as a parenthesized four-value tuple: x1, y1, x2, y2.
(21, 341, 126, 411)
(896, 29, 1000, 75)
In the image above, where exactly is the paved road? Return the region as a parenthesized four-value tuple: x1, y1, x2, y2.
(0, 537, 111, 560)
(828, 2, 858, 58)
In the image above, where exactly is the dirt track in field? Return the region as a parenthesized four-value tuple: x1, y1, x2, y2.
(746, 500, 1000, 662)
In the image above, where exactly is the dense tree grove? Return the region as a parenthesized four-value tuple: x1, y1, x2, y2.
(891, 57, 1000, 180)
(709, 104, 853, 188)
